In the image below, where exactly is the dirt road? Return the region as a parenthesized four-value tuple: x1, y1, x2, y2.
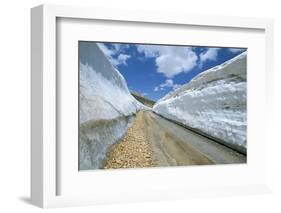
(104, 110, 246, 169)
(104, 111, 154, 169)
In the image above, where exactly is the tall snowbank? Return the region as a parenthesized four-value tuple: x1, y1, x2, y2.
(153, 52, 247, 154)
(79, 42, 142, 170)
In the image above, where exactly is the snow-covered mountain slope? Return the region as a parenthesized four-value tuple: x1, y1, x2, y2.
(79, 42, 143, 170)
(153, 52, 247, 154)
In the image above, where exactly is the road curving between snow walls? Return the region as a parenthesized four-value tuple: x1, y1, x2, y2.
(79, 42, 143, 170)
(153, 52, 247, 154)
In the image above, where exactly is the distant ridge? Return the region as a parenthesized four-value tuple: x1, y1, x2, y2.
(131, 91, 155, 108)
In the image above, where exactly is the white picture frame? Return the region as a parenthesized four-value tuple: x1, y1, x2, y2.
(31, 4, 274, 208)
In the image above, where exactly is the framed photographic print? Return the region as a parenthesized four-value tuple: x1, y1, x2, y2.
(31, 4, 274, 208)
(78, 41, 247, 171)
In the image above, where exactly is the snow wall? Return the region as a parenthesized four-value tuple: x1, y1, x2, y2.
(79, 42, 143, 170)
(153, 52, 247, 154)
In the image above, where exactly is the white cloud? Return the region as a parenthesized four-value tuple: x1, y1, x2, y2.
(97, 43, 131, 66)
(161, 79, 174, 87)
(154, 79, 181, 92)
(137, 45, 198, 78)
(137, 45, 160, 58)
(228, 48, 244, 53)
(117, 54, 131, 65)
(112, 43, 130, 52)
(154, 87, 159, 92)
(199, 48, 220, 65)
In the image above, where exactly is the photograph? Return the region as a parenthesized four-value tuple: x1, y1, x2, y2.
(79, 41, 247, 170)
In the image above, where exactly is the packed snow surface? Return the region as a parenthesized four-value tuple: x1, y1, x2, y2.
(153, 52, 247, 154)
(79, 42, 143, 170)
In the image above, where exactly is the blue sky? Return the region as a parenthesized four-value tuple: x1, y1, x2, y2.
(97, 42, 246, 101)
